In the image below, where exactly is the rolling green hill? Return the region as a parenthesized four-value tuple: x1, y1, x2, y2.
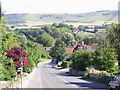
(5, 10, 118, 25)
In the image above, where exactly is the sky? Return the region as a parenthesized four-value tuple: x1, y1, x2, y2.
(1, 0, 120, 14)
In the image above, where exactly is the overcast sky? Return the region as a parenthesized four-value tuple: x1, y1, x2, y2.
(1, 0, 119, 14)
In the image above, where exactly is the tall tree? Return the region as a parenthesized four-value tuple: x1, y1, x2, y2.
(106, 24, 120, 67)
(50, 39, 66, 62)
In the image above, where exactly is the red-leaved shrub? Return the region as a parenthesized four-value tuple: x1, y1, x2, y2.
(6, 46, 30, 68)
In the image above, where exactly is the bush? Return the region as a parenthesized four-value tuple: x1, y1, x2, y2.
(1, 68, 13, 81)
(23, 60, 35, 73)
(22, 41, 51, 73)
(71, 49, 92, 71)
(61, 61, 71, 68)
(99, 71, 110, 76)
(92, 46, 118, 72)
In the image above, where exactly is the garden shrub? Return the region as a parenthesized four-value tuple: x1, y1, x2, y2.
(71, 49, 92, 71)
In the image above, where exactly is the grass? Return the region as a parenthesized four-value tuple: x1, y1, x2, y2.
(5, 10, 117, 26)
(78, 31, 95, 37)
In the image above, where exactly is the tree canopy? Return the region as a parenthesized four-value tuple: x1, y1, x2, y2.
(50, 39, 66, 62)
(37, 33, 55, 47)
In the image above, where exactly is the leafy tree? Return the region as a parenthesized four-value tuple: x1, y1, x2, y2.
(75, 35, 84, 44)
(92, 45, 118, 73)
(41, 26, 51, 33)
(0, 15, 52, 81)
(0, 16, 19, 80)
(23, 40, 51, 73)
(84, 37, 98, 45)
(38, 29, 46, 35)
(106, 24, 120, 66)
(6, 46, 30, 70)
(61, 33, 75, 45)
(71, 49, 92, 71)
(52, 23, 59, 27)
(37, 33, 55, 47)
(50, 39, 66, 62)
(50, 27, 61, 39)
(59, 27, 71, 33)
(15, 33, 27, 46)
(19, 28, 46, 42)
(52, 23, 74, 30)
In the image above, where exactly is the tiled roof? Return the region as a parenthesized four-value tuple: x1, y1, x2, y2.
(65, 48, 74, 54)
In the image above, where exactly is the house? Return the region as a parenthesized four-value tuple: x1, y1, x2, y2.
(65, 48, 74, 54)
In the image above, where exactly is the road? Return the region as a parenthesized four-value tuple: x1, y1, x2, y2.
(26, 61, 109, 90)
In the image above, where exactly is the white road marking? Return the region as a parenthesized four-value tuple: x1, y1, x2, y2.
(46, 62, 84, 89)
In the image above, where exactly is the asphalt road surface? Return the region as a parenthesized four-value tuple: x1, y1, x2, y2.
(26, 61, 109, 90)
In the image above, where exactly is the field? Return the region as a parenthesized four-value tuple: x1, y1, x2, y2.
(15, 21, 115, 28)
(5, 10, 118, 27)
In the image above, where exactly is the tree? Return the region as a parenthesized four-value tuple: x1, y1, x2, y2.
(0, 15, 52, 80)
(52, 23, 74, 30)
(50, 39, 66, 62)
(50, 27, 61, 39)
(71, 49, 92, 71)
(75, 35, 84, 44)
(61, 33, 75, 45)
(41, 26, 51, 33)
(0, 16, 20, 80)
(92, 46, 118, 72)
(37, 33, 55, 47)
(6, 46, 30, 69)
(23, 40, 51, 73)
(52, 23, 58, 27)
(84, 37, 98, 45)
(106, 24, 120, 67)
(15, 33, 27, 46)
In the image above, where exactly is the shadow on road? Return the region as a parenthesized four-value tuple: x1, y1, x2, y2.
(69, 82, 108, 89)
(55, 71, 82, 78)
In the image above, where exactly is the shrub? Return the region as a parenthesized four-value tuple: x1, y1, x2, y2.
(99, 71, 110, 76)
(6, 46, 30, 69)
(93, 47, 118, 73)
(71, 49, 92, 71)
(61, 61, 71, 68)
(2, 68, 12, 81)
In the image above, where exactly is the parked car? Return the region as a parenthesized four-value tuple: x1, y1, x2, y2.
(109, 74, 120, 90)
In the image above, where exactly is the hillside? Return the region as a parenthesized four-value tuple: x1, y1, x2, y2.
(5, 10, 118, 25)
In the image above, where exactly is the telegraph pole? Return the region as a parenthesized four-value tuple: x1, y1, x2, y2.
(19, 57, 24, 89)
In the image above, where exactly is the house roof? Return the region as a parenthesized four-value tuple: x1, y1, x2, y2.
(65, 48, 74, 54)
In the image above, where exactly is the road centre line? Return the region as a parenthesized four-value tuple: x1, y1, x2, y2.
(46, 62, 83, 89)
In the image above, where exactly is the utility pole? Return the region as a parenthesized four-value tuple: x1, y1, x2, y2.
(19, 57, 24, 89)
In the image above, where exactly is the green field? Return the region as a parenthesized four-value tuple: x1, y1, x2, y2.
(5, 10, 118, 26)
